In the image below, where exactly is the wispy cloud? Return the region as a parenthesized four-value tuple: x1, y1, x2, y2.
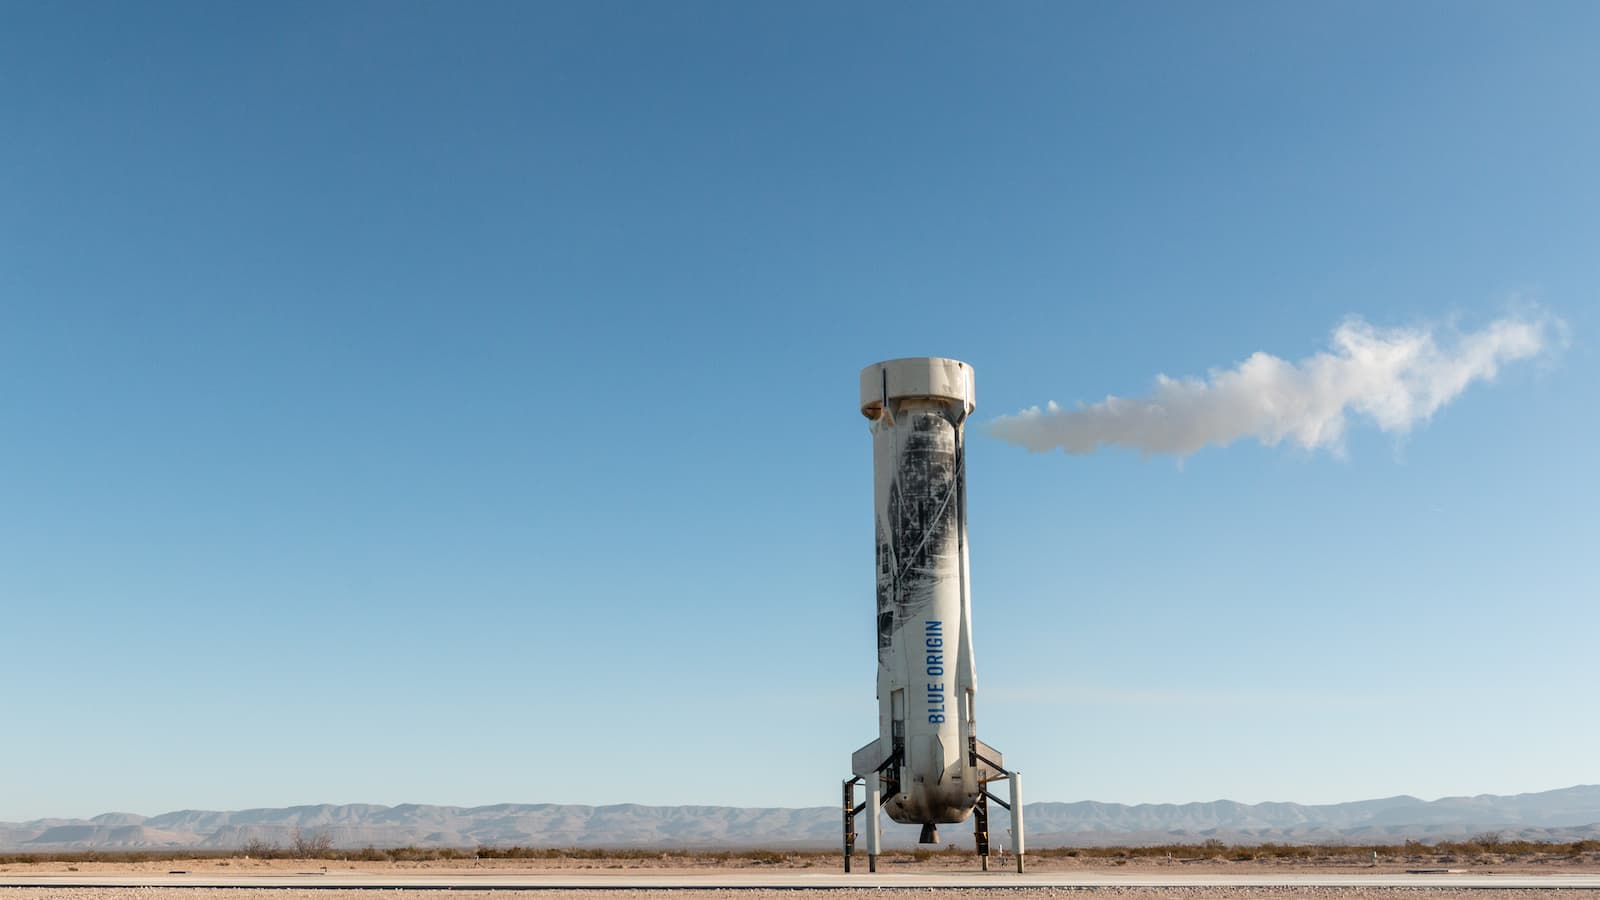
(988, 309, 1563, 458)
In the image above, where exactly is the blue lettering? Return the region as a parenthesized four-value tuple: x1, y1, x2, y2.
(921, 614, 940, 679)
(924, 620, 946, 681)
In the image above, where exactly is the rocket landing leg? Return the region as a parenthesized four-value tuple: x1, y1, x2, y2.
(1010, 772, 1025, 873)
(977, 774, 1025, 873)
(973, 789, 990, 871)
(972, 738, 1025, 874)
(841, 776, 883, 873)
(841, 779, 856, 873)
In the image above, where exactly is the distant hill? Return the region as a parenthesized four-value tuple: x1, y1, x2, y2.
(4, 786, 1599, 851)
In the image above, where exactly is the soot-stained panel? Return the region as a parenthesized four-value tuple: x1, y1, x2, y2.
(875, 519, 894, 652)
(877, 410, 958, 656)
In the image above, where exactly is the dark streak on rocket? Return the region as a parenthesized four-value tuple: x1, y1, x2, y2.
(877, 408, 959, 664)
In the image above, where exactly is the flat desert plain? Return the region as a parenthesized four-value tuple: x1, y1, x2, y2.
(5, 854, 1600, 899)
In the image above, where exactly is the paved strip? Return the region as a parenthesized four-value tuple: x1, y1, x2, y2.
(4, 873, 1600, 890)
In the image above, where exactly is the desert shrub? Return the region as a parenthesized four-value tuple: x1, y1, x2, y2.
(747, 850, 786, 865)
(240, 838, 281, 858)
(1471, 831, 1504, 852)
(291, 828, 334, 858)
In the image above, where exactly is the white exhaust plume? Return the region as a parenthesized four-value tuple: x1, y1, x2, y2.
(988, 311, 1559, 458)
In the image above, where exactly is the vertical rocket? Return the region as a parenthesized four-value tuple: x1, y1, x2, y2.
(843, 357, 1023, 873)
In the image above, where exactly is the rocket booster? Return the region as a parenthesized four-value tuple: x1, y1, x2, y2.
(851, 357, 1005, 830)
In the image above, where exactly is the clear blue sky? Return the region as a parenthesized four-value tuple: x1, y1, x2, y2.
(2, 1, 1596, 822)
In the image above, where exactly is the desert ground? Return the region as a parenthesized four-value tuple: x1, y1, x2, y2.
(5, 852, 1600, 874)
(5, 886, 1600, 900)
(5, 853, 1600, 899)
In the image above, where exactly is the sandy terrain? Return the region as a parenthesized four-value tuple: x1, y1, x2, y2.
(4, 889, 1600, 900)
(5, 855, 1600, 898)
(4, 853, 1599, 876)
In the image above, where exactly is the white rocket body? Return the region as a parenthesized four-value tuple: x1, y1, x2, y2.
(852, 357, 1004, 829)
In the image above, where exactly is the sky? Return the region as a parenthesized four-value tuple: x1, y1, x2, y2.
(1, 1, 1596, 822)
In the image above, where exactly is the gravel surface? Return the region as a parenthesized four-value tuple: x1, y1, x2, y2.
(3, 883, 1600, 890)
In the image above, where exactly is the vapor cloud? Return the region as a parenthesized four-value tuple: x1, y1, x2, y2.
(988, 311, 1559, 458)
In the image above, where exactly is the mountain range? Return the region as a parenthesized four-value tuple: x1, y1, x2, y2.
(5, 785, 1599, 851)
